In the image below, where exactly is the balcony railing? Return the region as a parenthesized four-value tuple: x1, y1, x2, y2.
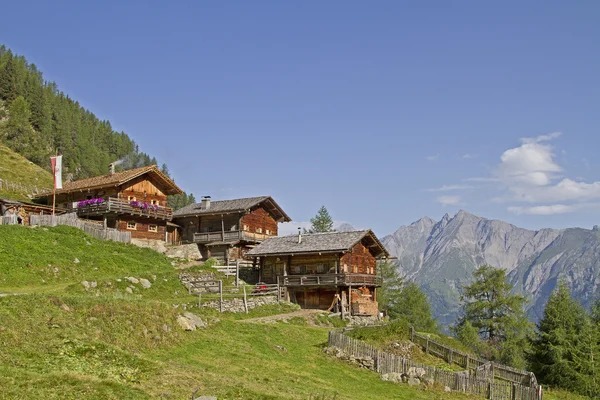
(279, 274, 382, 287)
(75, 198, 173, 220)
(193, 230, 272, 244)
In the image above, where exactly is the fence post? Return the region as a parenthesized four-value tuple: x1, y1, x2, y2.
(449, 349, 453, 364)
(243, 285, 248, 313)
(487, 382, 492, 400)
(219, 280, 223, 313)
(511, 383, 517, 400)
(426, 337, 430, 354)
(236, 260, 240, 287)
(466, 355, 470, 370)
(276, 276, 281, 303)
(410, 326, 415, 342)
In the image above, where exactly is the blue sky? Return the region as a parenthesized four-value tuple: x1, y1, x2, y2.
(2, 1, 599, 237)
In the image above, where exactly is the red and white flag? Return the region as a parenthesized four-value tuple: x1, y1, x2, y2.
(50, 155, 63, 190)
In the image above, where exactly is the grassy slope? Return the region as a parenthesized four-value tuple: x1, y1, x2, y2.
(0, 226, 585, 400)
(0, 143, 53, 200)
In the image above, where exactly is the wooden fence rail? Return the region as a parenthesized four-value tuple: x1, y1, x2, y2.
(0, 178, 50, 196)
(0, 215, 19, 225)
(410, 328, 537, 386)
(328, 330, 541, 400)
(29, 214, 131, 244)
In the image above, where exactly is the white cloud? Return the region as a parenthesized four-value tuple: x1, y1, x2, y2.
(428, 184, 474, 192)
(464, 177, 501, 183)
(436, 195, 464, 206)
(462, 153, 476, 159)
(582, 158, 591, 171)
(520, 131, 562, 144)
(508, 204, 577, 215)
(487, 132, 600, 212)
(496, 136, 562, 187)
(426, 154, 439, 161)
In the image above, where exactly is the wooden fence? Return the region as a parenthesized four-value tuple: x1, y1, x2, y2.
(29, 214, 131, 243)
(185, 277, 283, 313)
(410, 328, 537, 386)
(328, 331, 542, 400)
(0, 178, 50, 196)
(0, 215, 19, 225)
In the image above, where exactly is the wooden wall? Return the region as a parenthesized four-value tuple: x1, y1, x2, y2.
(341, 242, 377, 275)
(120, 175, 168, 206)
(117, 217, 166, 240)
(292, 288, 337, 310)
(289, 254, 338, 275)
(198, 214, 240, 233)
(49, 174, 170, 208)
(241, 207, 278, 236)
(54, 187, 120, 209)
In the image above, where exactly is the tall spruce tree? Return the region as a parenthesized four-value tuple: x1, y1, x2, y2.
(376, 260, 404, 316)
(395, 282, 438, 332)
(530, 282, 590, 393)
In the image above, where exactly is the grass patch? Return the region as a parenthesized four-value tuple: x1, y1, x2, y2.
(0, 225, 175, 289)
(314, 313, 348, 328)
(0, 143, 52, 201)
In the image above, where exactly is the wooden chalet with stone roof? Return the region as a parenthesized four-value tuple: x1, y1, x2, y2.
(35, 164, 183, 243)
(246, 230, 389, 316)
(172, 196, 291, 264)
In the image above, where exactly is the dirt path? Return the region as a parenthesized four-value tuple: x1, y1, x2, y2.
(238, 309, 325, 324)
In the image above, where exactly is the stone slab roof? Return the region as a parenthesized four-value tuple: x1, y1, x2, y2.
(246, 230, 389, 258)
(173, 196, 291, 222)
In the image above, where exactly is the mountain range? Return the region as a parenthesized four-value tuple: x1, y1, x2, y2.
(381, 210, 600, 327)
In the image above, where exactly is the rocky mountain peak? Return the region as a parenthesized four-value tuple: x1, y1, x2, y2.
(382, 211, 597, 327)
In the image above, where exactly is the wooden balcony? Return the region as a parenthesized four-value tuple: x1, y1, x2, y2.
(193, 230, 271, 244)
(279, 274, 382, 287)
(76, 198, 173, 221)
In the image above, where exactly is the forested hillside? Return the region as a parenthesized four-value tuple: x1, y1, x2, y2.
(0, 45, 195, 208)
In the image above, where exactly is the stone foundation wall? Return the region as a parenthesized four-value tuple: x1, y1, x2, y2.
(165, 243, 202, 260)
(201, 296, 282, 313)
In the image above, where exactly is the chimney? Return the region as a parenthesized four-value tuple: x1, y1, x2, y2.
(109, 163, 115, 175)
(201, 196, 211, 210)
(298, 227, 302, 244)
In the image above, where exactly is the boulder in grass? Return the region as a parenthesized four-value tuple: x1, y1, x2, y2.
(140, 278, 152, 289)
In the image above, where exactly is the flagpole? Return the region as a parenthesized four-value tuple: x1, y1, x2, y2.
(52, 150, 57, 216)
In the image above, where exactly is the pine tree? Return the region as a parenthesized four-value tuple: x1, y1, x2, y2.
(376, 260, 404, 316)
(160, 163, 170, 176)
(393, 282, 438, 332)
(306, 205, 334, 233)
(454, 320, 482, 352)
(530, 281, 587, 392)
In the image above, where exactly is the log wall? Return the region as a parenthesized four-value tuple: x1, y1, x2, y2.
(241, 207, 278, 236)
(341, 242, 376, 274)
(117, 217, 166, 240)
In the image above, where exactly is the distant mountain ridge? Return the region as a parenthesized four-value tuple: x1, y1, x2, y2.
(382, 211, 600, 326)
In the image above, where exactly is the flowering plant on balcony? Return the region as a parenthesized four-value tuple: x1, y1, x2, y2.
(77, 198, 105, 207)
(129, 201, 159, 211)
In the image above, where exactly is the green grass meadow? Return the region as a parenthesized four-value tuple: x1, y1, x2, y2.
(0, 225, 586, 399)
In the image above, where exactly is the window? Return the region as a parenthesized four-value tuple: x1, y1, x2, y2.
(265, 229, 271, 235)
(148, 225, 158, 232)
(128, 196, 136, 201)
(256, 227, 262, 233)
(127, 221, 136, 230)
(151, 200, 158, 205)
(243, 225, 249, 231)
